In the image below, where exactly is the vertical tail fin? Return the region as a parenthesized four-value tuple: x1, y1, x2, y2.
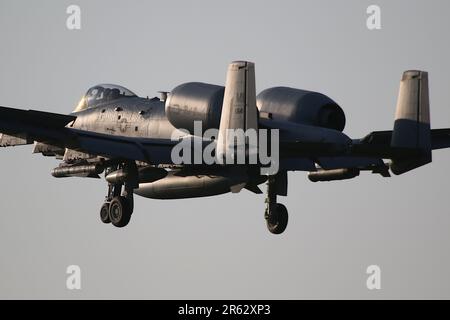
(390, 70, 431, 174)
(216, 61, 258, 164)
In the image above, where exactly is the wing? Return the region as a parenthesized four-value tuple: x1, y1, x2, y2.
(0, 106, 76, 147)
(0, 105, 176, 164)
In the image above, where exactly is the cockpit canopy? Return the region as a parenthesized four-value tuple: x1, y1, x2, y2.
(74, 84, 137, 112)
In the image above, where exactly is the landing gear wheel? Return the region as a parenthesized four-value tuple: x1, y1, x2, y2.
(266, 203, 288, 235)
(109, 196, 132, 228)
(100, 203, 111, 223)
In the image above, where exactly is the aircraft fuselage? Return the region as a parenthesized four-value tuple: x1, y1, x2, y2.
(71, 96, 177, 141)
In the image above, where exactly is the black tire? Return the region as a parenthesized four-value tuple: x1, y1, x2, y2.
(266, 203, 288, 234)
(100, 202, 111, 223)
(109, 196, 132, 228)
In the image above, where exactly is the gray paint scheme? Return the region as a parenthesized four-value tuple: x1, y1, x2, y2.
(1, 62, 450, 235)
(2, 0, 450, 300)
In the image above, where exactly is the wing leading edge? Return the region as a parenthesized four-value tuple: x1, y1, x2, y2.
(0, 105, 176, 164)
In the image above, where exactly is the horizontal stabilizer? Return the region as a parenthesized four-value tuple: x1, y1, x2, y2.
(429, 128, 450, 150)
(360, 128, 450, 152)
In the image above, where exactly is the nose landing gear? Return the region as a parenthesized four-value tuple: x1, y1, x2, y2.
(108, 196, 132, 228)
(100, 162, 137, 228)
(100, 202, 110, 224)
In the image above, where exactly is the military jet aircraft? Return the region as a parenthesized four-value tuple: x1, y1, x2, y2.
(1, 61, 449, 234)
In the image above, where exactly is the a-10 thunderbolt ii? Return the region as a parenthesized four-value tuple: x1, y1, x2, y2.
(1, 61, 450, 234)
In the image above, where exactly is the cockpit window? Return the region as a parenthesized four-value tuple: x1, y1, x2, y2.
(74, 84, 137, 112)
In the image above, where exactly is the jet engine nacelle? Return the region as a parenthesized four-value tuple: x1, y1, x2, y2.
(256, 87, 346, 132)
(165, 82, 225, 134)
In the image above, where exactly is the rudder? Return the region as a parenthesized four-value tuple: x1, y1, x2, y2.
(216, 61, 258, 164)
(390, 70, 431, 174)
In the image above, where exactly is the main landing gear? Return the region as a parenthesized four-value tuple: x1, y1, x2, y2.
(100, 163, 137, 228)
(264, 173, 289, 235)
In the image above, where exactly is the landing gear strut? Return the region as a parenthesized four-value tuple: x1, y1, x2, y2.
(100, 162, 137, 228)
(264, 173, 289, 234)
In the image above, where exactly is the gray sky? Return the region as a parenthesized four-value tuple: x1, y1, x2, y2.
(1, 0, 450, 299)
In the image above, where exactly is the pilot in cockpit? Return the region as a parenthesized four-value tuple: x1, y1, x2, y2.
(103, 88, 111, 101)
(73, 84, 137, 113)
(109, 88, 121, 100)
